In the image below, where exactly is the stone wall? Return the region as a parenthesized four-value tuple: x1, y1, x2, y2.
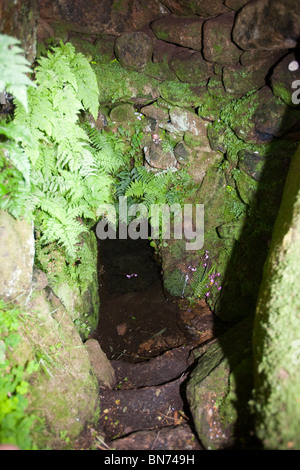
(37, 0, 300, 323)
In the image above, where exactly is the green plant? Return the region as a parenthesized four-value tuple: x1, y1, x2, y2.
(0, 300, 40, 450)
(188, 252, 222, 301)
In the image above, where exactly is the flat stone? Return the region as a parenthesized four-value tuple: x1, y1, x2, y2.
(232, 0, 300, 50)
(111, 425, 203, 450)
(151, 15, 205, 51)
(170, 107, 210, 141)
(140, 103, 169, 121)
(202, 13, 241, 65)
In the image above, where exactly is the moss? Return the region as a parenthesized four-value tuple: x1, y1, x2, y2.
(158, 80, 203, 108)
(164, 268, 188, 297)
(92, 60, 160, 105)
(253, 145, 300, 449)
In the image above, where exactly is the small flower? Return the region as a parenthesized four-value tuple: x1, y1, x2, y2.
(205, 292, 210, 297)
(218, 286, 222, 291)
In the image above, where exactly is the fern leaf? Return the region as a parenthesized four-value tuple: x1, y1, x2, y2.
(0, 34, 35, 111)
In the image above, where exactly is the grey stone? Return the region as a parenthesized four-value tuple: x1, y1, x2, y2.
(0, 210, 34, 302)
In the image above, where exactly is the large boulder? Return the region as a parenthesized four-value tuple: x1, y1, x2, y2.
(18, 286, 100, 449)
(252, 144, 300, 449)
(232, 0, 300, 51)
(0, 210, 34, 302)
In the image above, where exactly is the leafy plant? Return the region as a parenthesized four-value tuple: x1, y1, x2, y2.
(189, 252, 222, 301)
(0, 300, 39, 450)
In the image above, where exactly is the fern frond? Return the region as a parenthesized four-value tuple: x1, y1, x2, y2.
(0, 34, 35, 111)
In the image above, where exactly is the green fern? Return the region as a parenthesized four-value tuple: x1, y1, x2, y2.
(0, 34, 35, 111)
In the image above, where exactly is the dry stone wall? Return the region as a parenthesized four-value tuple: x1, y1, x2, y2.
(37, 0, 300, 322)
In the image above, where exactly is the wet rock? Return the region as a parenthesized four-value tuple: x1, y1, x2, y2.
(112, 346, 193, 388)
(0, 210, 34, 302)
(158, 121, 184, 137)
(115, 32, 154, 71)
(141, 103, 169, 121)
(41, 232, 99, 340)
(98, 376, 185, 440)
(144, 142, 178, 169)
(271, 52, 300, 108)
(207, 121, 228, 153)
(232, 0, 300, 51)
(151, 15, 205, 51)
(111, 425, 203, 450)
(84, 338, 116, 389)
(202, 13, 241, 65)
(162, 0, 230, 16)
(170, 51, 214, 83)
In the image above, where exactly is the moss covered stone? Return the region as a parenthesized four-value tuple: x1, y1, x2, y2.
(170, 51, 214, 84)
(22, 287, 100, 449)
(202, 13, 241, 65)
(93, 61, 160, 105)
(186, 317, 254, 449)
(114, 32, 153, 72)
(253, 145, 300, 449)
(158, 80, 204, 108)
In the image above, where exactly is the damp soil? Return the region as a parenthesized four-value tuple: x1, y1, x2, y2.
(88, 236, 218, 450)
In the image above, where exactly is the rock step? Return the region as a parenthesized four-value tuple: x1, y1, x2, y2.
(98, 375, 187, 441)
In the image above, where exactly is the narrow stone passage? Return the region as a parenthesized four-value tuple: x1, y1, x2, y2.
(89, 237, 214, 448)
